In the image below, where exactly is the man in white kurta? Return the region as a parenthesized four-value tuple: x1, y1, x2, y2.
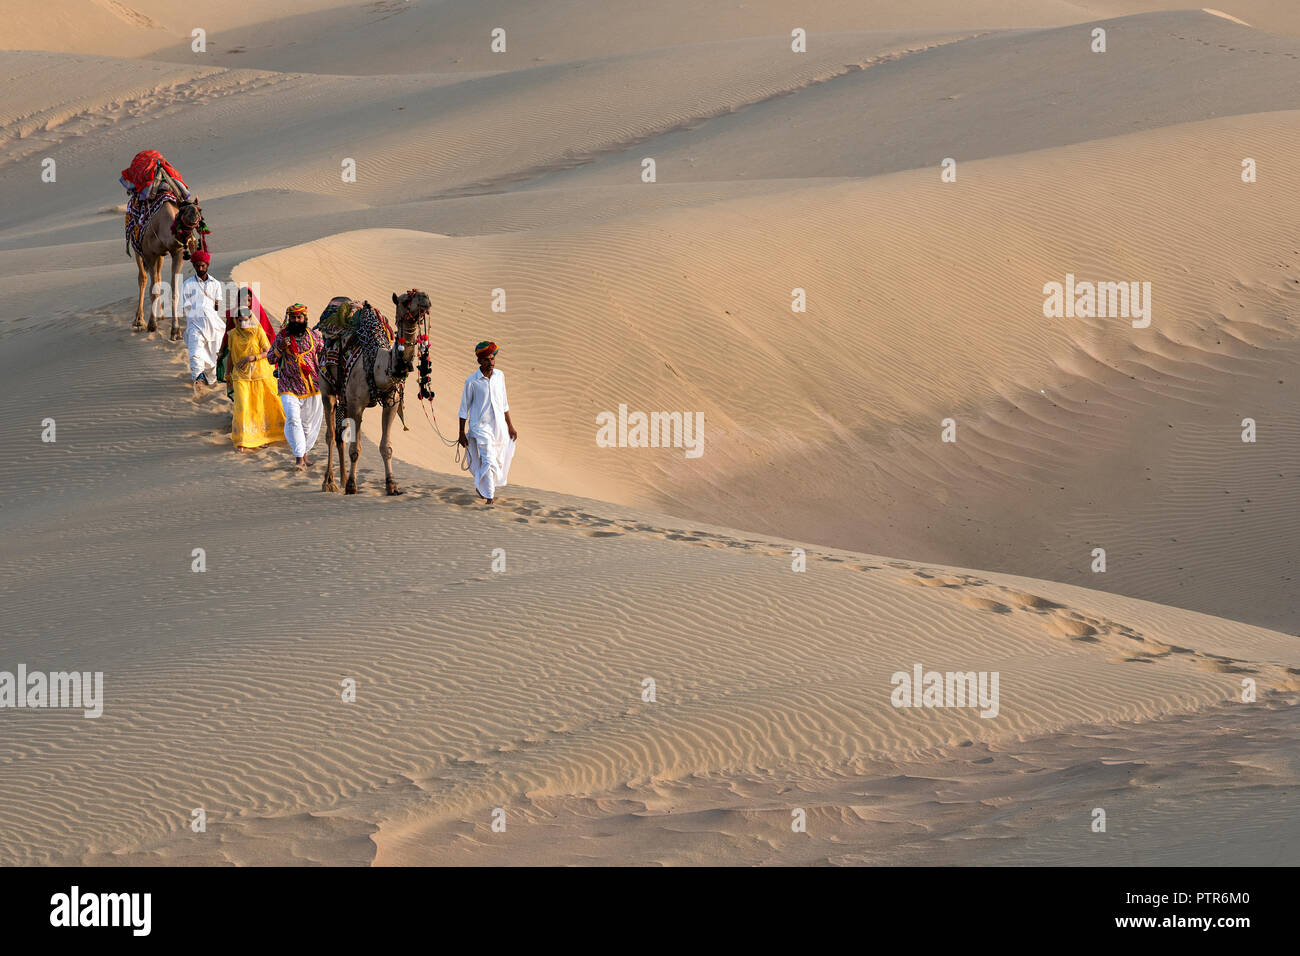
(181, 250, 225, 388)
(458, 341, 517, 503)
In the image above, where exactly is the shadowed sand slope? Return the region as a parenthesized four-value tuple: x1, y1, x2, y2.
(519, 10, 1300, 190)
(1082, 2, 1300, 36)
(8, 10, 1300, 234)
(234, 109, 1300, 631)
(0, 311, 1296, 865)
(12, 0, 1121, 66)
(0, 31, 981, 231)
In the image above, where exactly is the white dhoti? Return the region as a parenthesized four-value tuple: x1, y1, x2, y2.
(280, 393, 323, 457)
(459, 366, 515, 500)
(466, 429, 515, 500)
(184, 320, 222, 384)
(182, 275, 225, 385)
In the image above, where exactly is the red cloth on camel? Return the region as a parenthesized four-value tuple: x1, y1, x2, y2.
(120, 151, 189, 196)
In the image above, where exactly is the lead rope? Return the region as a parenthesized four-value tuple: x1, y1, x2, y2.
(412, 314, 470, 471)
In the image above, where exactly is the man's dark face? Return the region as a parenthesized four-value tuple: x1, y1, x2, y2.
(479, 352, 496, 374)
(194, 262, 208, 280)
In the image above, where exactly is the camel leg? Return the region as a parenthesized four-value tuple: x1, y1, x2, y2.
(146, 257, 161, 333)
(133, 254, 148, 331)
(336, 406, 348, 492)
(345, 410, 361, 495)
(169, 251, 183, 341)
(381, 402, 401, 495)
(321, 392, 338, 492)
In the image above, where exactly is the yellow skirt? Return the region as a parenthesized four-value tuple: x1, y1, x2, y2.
(232, 375, 286, 449)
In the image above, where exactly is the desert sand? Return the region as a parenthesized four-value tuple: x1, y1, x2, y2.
(1, 1, 1297, 866)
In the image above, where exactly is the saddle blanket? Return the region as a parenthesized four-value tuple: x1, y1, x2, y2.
(317, 297, 396, 410)
(124, 191, 178, 258)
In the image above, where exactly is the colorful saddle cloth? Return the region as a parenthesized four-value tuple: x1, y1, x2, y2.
(124, 191, 178, 258)
(316, 298, 396, 410)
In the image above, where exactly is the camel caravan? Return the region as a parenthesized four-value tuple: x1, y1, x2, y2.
(120, 151, 517, 500)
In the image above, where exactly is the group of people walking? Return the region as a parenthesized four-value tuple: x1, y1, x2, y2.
(181, 256, 324, 470)
(180, 256, 519, 501)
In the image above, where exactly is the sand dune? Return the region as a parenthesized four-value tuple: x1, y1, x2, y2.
(1, 304, 1296, 865)
(518, 10, 1300, 190)
(13, 0, 1128, 65)
(230, 107, 1300, 631)
(2, 3, 1298, 867)
(1085, 2, 1300, 35)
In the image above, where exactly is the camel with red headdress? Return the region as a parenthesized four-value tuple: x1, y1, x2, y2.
(318, 289, 432, 496)
(120, 151, 206, 340)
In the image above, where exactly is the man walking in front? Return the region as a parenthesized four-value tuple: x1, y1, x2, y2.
(181, 249, 224, 398)
(458, 340, 518, 503)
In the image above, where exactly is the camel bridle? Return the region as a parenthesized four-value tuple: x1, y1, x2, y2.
(174, 200, 203, 255)
(391, 291, 429, 379)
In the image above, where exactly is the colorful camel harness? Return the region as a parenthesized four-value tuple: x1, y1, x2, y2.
(319, 292, 431, 430)
(124, 192, 208, 259)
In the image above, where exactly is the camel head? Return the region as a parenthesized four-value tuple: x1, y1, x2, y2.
(177, 202, 201, 231)
(390, 288, 431, 376)
(174, 201, 203, 257)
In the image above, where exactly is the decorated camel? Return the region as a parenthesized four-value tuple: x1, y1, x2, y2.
(130, 199, 204, 339)
(121, 151, 205, 339)
(318, 289, 432, 496)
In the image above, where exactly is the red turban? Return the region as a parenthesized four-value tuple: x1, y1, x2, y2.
(191, 249, 210, 265)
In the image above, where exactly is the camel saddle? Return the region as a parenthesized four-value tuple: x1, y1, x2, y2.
(316, 297, 396, 407)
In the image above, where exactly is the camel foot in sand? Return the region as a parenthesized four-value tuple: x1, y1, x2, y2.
(345, 478, 357, 494)
(386, 480, 402, 496)
(322, 475, 338, 493)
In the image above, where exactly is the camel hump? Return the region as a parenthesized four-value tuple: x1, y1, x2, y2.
(318, 296, 363, 333)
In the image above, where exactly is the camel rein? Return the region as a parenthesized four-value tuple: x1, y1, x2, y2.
(399, 311, 469, 471)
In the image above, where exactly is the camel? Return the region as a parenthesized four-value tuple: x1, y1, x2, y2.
(130, 198, 203, 340)
(319, 289, 431, 496)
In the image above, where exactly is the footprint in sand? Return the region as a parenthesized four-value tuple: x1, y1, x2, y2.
(903, 571, 965, 588)
(999, 589, 1065, 611)
(957, 595, 1012, 614)
(1043, 614, 1100, 641)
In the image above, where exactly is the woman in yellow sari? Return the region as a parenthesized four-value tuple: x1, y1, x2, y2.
(227, 308, 285, 451)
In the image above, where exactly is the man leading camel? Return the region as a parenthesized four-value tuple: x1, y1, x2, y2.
(458, 340, 518, 504)
(181, 250, 225, 398)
